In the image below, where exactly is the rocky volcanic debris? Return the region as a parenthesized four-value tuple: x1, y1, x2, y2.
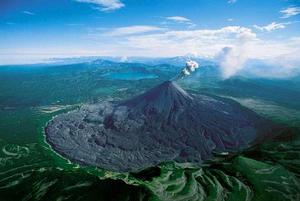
(46, 81, 270, 172)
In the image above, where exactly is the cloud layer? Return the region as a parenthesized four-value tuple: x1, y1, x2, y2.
(86, 24, 300, 78)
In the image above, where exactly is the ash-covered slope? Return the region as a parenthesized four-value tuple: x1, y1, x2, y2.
(46, 81, 271, 172)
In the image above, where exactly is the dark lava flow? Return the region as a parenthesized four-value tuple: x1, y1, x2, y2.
(45, 81, 271, 172)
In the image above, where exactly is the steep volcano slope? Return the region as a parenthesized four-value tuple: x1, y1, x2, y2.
(46, 81, 271, 172)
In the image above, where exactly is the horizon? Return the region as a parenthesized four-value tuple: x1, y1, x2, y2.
(1, 1, 300, 64)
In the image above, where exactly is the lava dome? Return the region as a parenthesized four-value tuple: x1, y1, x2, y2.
(45, 81, 271, 172)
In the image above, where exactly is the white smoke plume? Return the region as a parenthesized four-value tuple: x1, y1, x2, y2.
(173, 60, 199, 80)
(217, 46, 248, 79)
(216, 37, 300, 79)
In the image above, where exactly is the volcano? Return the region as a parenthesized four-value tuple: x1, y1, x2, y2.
(46, 81, 271, 172)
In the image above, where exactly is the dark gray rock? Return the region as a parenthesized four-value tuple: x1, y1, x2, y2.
(45, 81, 271, 172)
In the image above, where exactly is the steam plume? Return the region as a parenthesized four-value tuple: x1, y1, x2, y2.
(173, 60, 199, 80)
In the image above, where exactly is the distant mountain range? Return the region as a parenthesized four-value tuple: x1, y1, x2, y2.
(47, 56, 215, 67)
(6, 55, 298, 80)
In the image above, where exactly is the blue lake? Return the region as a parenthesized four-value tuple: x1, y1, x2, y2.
(103, 72, 158, 80)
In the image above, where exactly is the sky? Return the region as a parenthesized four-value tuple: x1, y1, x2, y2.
(0, 0, 300, 72)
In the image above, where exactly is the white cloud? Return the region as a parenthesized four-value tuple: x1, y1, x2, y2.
(165, 16, 195, 27)
(254, 21, 299, 32)
(101, 25, 165, 36)
(166, 16, 191, 23)
(75, 0, 124, 11)
(22, 11, 35, 15)
(253, 22, 287, 32)
(92, 26, 256, 58)
(280, 6, 300, 18)
(228, 0, 237, 4)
